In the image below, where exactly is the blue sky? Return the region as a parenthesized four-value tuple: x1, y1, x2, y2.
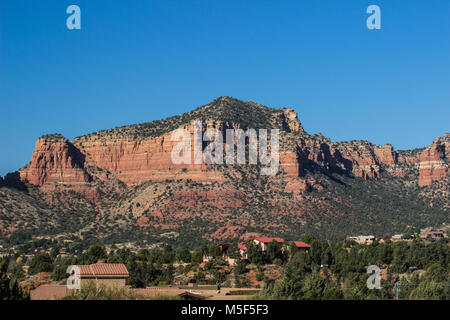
(1, 0, 449, 176)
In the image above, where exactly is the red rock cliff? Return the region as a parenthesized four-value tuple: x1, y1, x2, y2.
(17, 99, 448, 193)
(19, 134, 91, 186)
(418, 134, 449, 186)
(71, 122, 227, 186)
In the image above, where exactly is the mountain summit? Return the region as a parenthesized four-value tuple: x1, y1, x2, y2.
(1, 97, 448, 246)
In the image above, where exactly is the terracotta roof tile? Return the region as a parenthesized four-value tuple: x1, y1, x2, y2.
(253, 237, 284, 243)
(293, 241, 311, 248)
(77, 263, 129, 276)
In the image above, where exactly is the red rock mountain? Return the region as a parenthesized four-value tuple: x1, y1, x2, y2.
(418, 134, 449, 186)
(1, 97, 448, 244)
(19, 107, 448, 191)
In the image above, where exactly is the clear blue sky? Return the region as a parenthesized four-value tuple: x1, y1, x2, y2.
(1, 0, 449, 176)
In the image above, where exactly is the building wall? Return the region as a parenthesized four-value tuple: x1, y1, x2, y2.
(253, 240, 268, 251)
(80, 278, 127, 288)
(348, 236, 375, 245)
(30, 285, 68, 300)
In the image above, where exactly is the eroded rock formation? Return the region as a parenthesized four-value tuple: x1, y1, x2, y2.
(17, 98, 448, 195)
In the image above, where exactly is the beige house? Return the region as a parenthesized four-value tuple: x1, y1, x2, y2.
(347, 235, 375, 245)
(31, 263, 129, 299)
(76, 262, 129, 288)
(252, 237, 284, 251)
(419, 231, 448, 240)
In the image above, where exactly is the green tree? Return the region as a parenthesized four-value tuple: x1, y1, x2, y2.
(302, 271, 327, 300)
(28, 253, 53, 274)
(266, 241, 284, 264)
(234, 259, 247, 275)
(85, 245, 107, 264)
(176, 249, 191, 263)
(208, 244, 221, 257)
(126, 259, 146, 288)
(263, 251, 311, 299)
(226, 243, 240, 259)
(51, 255, 77, 281)
(390, 242, 409, 273)
(409, 262, 449, 300)
(246, 242, 265, 266)
(7, 260, 25, 282)
(212, 270, 226, 284)
(191, 250, 203, 264)
(0, 260, 29, 300)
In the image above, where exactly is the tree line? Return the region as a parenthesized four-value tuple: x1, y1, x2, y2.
(1, 235, 449, 300)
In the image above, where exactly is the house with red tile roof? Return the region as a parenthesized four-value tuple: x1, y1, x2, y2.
(73, 261, 129, 288)
(252, 237, 285, 251)
(31, 262, 130, 299)
(292, 241, 311, 253)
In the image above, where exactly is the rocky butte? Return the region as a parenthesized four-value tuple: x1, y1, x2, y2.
(1, 97, 448, 243)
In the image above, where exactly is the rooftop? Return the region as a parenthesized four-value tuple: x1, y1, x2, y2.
(293, 241, 311, 248)
(253, 237, 284, 244)
(77, 263, 129, 277)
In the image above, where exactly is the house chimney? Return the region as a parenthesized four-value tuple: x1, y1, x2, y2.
(97, 259, 105, 264)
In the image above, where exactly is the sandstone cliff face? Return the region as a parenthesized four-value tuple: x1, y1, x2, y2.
(279, 151, 300, 178)
(292, 137, 408, 180)
(17, 128, 448, 192)
(332, 142, 396, 179)
(19, 106, 304, 188)
(19, 135, 91, 186)
(374, 145, 398, 165)
(71, 120, 250, 186)
(418, 134, 449, 186)
(72, 133, 224, 186)
(16, 98, 448, 197)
